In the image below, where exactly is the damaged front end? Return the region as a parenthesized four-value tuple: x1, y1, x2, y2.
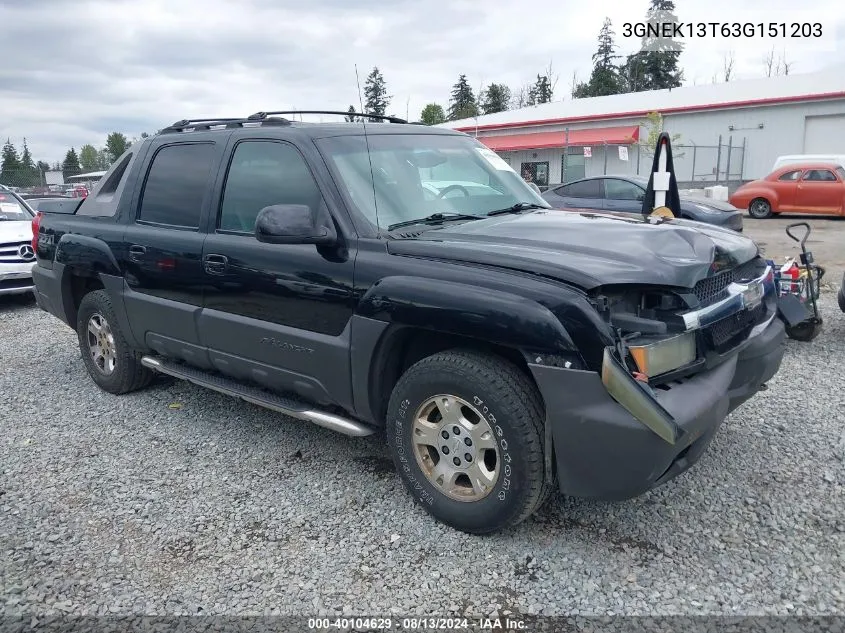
(595, 257, 779, 446)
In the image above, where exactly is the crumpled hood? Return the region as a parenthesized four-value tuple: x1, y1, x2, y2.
(387, 210, 758, 290)
(0, 220, 33, 243)
(680, 196, 740, 212)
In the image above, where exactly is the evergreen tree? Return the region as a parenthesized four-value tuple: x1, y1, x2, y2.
(480, 83, 511, 114)
(364, 67, 391, 120)
(620, 0, 684, 92)
(572, 18, 623, 98)
(62, 148, 81, 182)
(419, 103, 446, 125)
(19, 138, 38, 186)
(344, 105, 359, 122)
(447, 74, 478, 121)
(532, 75, 553, 104)
(0, 139, 21, 187)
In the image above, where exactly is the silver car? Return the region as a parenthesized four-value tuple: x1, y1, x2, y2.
(0, 187, 37, 297)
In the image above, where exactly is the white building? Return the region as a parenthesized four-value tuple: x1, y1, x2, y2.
(439, 65, 845, 188)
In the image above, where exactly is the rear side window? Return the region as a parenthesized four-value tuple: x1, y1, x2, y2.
(218, 140, 322, 233)
(138, 143, 216, 228)
(777, 170, 801, 181)
(563, 179, 603, 198)
(803, 169, 836, 182)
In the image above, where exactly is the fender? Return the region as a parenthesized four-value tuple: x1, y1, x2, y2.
(55, 233, 121, 276)
(356, 276, 578, 352)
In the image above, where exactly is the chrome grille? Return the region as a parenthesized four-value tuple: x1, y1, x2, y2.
(693, 257, 765, 305)
(703, 302, 766, 353)
(0, 241, 35, 264)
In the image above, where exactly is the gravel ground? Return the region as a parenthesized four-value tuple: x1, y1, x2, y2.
(1, 293, 844, 618)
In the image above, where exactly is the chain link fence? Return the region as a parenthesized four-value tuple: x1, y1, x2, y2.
(502, 137, 748, 192)
(0, 169, 89, 193)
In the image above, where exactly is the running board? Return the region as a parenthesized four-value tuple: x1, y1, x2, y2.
(140, 356, 375, 437)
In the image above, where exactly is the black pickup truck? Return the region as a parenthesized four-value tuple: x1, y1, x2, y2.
(31, 112, 787, 534)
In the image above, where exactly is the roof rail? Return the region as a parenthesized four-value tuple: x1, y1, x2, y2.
(247, 110, 407, 124)
(159, 117, 292, 134)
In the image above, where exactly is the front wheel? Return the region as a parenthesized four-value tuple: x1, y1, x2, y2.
(748, 198, 773, 219)
(386, 350, 549, 534)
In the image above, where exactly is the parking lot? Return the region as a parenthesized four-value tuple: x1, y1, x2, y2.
(1, 218, 844, 618)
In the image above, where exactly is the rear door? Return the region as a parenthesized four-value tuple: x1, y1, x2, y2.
(119, 138, 227, 368)
(197, 136, 356, 406)
(602, 178, 645, 213)
(794, 168, 841, 214)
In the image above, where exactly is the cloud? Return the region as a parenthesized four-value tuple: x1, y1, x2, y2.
(1, 0, 842, 163)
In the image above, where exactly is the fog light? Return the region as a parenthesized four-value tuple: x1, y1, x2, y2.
(628, 332, 696, 378)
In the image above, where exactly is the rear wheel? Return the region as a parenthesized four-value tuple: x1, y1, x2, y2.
(386, 350, 550, 534)
(76, 290, 154, 394)
(748, 198, 773, 219)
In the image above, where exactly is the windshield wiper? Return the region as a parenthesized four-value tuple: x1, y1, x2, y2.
(486, 202, 548, 216)
(387, 212, 483, 231)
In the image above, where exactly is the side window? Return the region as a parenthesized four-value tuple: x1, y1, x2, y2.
(605, 179, 643, 200)
(777, 170, 801, 182)
(565, 179, 603, 198)
(804, 169, 836, 182)
(219, 141, 322, 233)
(137, 143, 216, 228)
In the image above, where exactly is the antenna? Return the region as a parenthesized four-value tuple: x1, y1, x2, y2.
(355, 64, 381, 232)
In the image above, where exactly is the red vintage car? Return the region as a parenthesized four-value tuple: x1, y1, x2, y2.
(729, 163, 845, 218)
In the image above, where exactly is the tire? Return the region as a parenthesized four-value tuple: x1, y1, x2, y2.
(386, 349, 549, 534)
(748, 198, 773, 219)
(76, 289, 154, 394)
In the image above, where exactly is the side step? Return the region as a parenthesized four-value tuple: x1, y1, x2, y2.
(140, 356, 375, 437)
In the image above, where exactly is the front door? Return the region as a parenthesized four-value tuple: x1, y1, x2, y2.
(794, 168, 841, 214)
(602, 178, 644, 213)
(199, 138, 356, 407)
(120, 140, 224, 368)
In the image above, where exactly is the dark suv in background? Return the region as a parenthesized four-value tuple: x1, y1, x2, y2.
(543, 175, 744, 231)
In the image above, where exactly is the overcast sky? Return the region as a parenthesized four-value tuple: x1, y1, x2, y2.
(1, 0, 843, 164)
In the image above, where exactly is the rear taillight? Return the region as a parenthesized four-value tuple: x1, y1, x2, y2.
(31, 211, 42, 252)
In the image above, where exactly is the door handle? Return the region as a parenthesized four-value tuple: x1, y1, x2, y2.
(203, 254, 228, 275)
(128, 245, 146, 262)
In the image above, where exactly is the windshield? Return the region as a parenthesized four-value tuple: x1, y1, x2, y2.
(315, 133, 550, 231)
(0, 192, 34, 221)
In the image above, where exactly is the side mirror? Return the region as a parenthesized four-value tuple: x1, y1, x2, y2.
(254, 204, 337, 245)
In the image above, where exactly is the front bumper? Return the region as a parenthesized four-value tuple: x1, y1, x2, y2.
(529, 316, 786, 500)
(0, 262, 36, 296)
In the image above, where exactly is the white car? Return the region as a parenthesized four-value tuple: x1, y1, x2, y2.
(0, 187, 37, 297)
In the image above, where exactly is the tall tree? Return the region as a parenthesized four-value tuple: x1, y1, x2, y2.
(97, 149, 111, 170)
(620, 0, 684, 93)
(447, 74, 478, 121)
(532, 75, 553, 104)
(419, 103, 446, 125)
(573, 18, 623, 98)
(104, 132, 130, 165)
(79, 144, 100, 172)
(364, 67, 391, 120)
(19, 138, 38, 186)
(0, 139, 21, 187)
(480, 83, 511, 114)
(62, 148, 81, 181)
(345, 105, 359, 122)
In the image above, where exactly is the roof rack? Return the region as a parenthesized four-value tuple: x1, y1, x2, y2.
(247, 110, 407, 124)
(159, 117, 292, 134)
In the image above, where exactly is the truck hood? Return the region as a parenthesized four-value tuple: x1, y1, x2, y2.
(387, 210, 758, 290)
(0, 220, 33, 243)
